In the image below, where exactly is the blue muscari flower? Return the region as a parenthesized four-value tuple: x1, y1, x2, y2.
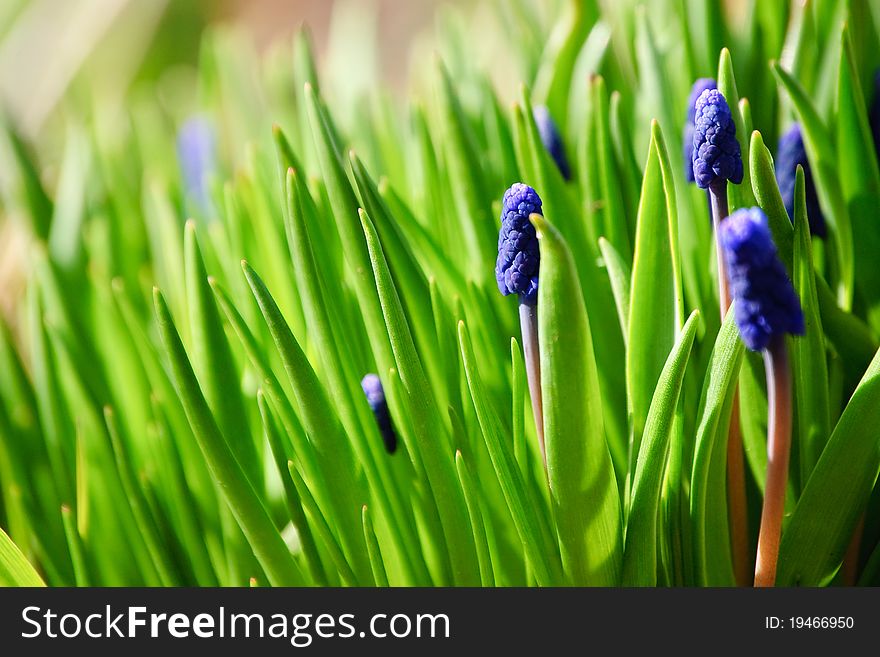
(692, 88, 743, 189)
(720, 208, 804, 351)
(775, 124, 826, 238)
(495, 183, 542, 305)
(361, 374, 396, 454)
(533, 106, 571, 181)
(177, 116, 215, 212)
(684, 78, 717, 183)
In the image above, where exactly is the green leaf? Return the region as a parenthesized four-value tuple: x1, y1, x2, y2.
(153, 288, 302, 586)
(184, 221, 259, 487)
(627, 121, 684, 483)
(458, 320, 562, 586)
(598, 237, 631, 344)
(815, 276, 878, 395)
(532, 212, 622, 585)
(0, 526, 45, 587)
(790, 167, 831, 486)
(777, 344, 880, 585)
(359, 207, 479, 585)
(454, 450, 495, 586)
(433, 60, 494, 277)
(361, 505, 389, 587)
(836, 26, 880, 329)
(283, 167, 424, 585)
(690, 309, 744, 586)
(623, 310, 700, 585)
(257, 391, 327, 586)
(240, 261, 373, 585)
(286, 462, 360, 586)
(772, 61, 854, 308)
(60, 505, 89, 586)
(104, 407, 179, 586)
(749, 130, 793, 270)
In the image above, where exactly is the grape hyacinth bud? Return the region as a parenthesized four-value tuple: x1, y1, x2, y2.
(720, 208, 804, 351)
(683, 78, 717, 182)
(495, 183, 542, 305)
(177, 116, 216, 212)
(692, 88, 743, 189)
(361, 374, 397, 454)
(533, 105, 571, 181)
(775, 124, 825, 238)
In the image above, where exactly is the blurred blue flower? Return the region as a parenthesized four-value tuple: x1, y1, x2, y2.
(177, 115, 216, 213)
(692, 88, 743, 189)
(361, 374, 397, 454)
(533, 105, 571, 181)
(720, 207, 804, 351)
(495, 183, 542, 305)
(684, 78, 716, 182)
(775, 124, 825, 238)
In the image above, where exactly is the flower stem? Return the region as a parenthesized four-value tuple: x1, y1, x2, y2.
(709, 181, 750, 587)
(709, 183, 731, 312)
(519, 300, 546, 470)
(754, 335, 792, 587)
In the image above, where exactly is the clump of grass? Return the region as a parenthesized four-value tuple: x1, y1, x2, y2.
(1, 0, 880, 587)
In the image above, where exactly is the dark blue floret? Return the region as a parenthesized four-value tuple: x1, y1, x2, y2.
(495, 183, 542, 305)
(177, 116, 215, 211)
(361, 374, 397, 454)
(533, 106, 571, 181)
(775, 124, 826, 238)
(684, 78, 717, 183)
(692, 88, 743, 189)
(720, 208, 804, 351)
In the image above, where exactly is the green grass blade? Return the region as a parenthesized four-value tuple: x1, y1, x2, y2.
(623, 310, 700, 585)
(240, 261, 373, 584)
(749, 130, 793, 270)
(454, 450, 495, 587)
(689, 309, 744, 586)
(532, 212, 622, 586)
(458, 320, 562, 586)
(257, 391, 328, 586)
(0, 526, 45, 587)
(598, 237, 631, 345)
(287, 462, 360, 586)
(359, 207, 479, 585)
(361, 505, 389, 587)
(184, 221, 260, 487)
(777, 344, 880, 585)
(153, 288, 302, 586)
(627, 122, 683, 485)
(836, 26, 880, 329)
(790, 167, 831, 487)
(772, 61, 853, 308)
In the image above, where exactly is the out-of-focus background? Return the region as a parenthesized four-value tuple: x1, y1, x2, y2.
(0, 0, 466, 139)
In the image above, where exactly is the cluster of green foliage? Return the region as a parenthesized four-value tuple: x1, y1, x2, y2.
(1, 0, 879, 587)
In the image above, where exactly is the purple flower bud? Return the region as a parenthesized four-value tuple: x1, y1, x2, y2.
(692, 88, 743, 189)
(720, 208, 804, 351)
(533, 105, 571, 181)
(495, 183, 542, 305)
(361, 374, 396, 454)
(775, 124, 825, 238)
(177, 116, 215, 212)
(684, 78, 717, 182)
